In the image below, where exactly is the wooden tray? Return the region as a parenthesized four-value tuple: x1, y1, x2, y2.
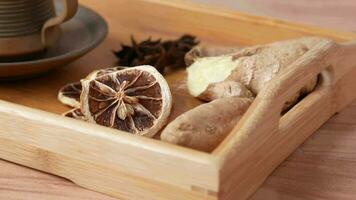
(1, 0, 356, 199)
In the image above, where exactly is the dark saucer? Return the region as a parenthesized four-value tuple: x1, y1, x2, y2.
(0, 3, 108, 80)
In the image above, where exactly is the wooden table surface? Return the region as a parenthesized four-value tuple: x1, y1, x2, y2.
(2, 0, 356, 199)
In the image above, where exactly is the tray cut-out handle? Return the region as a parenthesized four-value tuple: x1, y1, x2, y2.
(214, 40, 356, 161)
(212, 40, 356, 199)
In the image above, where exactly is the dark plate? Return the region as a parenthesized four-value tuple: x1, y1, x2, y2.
(0, 3, 108, 80)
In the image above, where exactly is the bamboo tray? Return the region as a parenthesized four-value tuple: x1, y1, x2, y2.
(1, 0, 356, 200)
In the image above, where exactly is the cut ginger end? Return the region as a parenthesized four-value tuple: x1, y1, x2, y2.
(187, 56, 239, 97)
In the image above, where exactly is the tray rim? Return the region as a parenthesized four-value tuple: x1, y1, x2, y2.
(143, 0, 356, 41)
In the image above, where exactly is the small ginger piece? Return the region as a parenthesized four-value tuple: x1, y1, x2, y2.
(187, 56, 242, 97)
(185, 46, 242, 66)
(161, 97, 252, 152)
(199, 81, 254, 101)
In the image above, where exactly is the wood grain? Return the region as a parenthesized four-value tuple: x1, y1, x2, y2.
(0, 159, 116, 200)
(0, 0, 356, 199)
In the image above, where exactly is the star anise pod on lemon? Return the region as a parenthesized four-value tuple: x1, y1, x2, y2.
(58, 67, 126, 108)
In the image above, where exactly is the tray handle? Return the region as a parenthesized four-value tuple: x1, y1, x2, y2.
(214, 40, 340, 159)
(41, 0, 78, 46)
(213, 40, 356, 198)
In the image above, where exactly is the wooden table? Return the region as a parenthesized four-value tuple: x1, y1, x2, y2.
(2, 0, 356, 199)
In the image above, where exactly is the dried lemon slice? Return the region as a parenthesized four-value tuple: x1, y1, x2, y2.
(62, 108, 86, 120)
(81, 65, 172, 137)
(58, 82, 82, 108)
(85, 66, 126, 80)
(58, 67, 125, 108)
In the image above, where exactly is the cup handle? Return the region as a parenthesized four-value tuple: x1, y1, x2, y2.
(41, 0, 79, 47)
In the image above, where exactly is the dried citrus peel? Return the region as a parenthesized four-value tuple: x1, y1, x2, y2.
(62, 108, 86, 121)
(58, 82, 82, 108)
(58, 67, 126, 109)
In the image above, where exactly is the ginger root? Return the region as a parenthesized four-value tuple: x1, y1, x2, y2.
(185, 46, 242, 66)
(187, 56, 242, 98)
(161, 97, 252, 152)
(186, 37, 327, 108)
(198, 81, 254, 101)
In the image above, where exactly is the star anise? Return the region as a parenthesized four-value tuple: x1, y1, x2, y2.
(113, 34, 199, 74)
(89, 77, 141, 125)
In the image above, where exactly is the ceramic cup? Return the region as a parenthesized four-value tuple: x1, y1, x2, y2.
(0, 0, 78, 60)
